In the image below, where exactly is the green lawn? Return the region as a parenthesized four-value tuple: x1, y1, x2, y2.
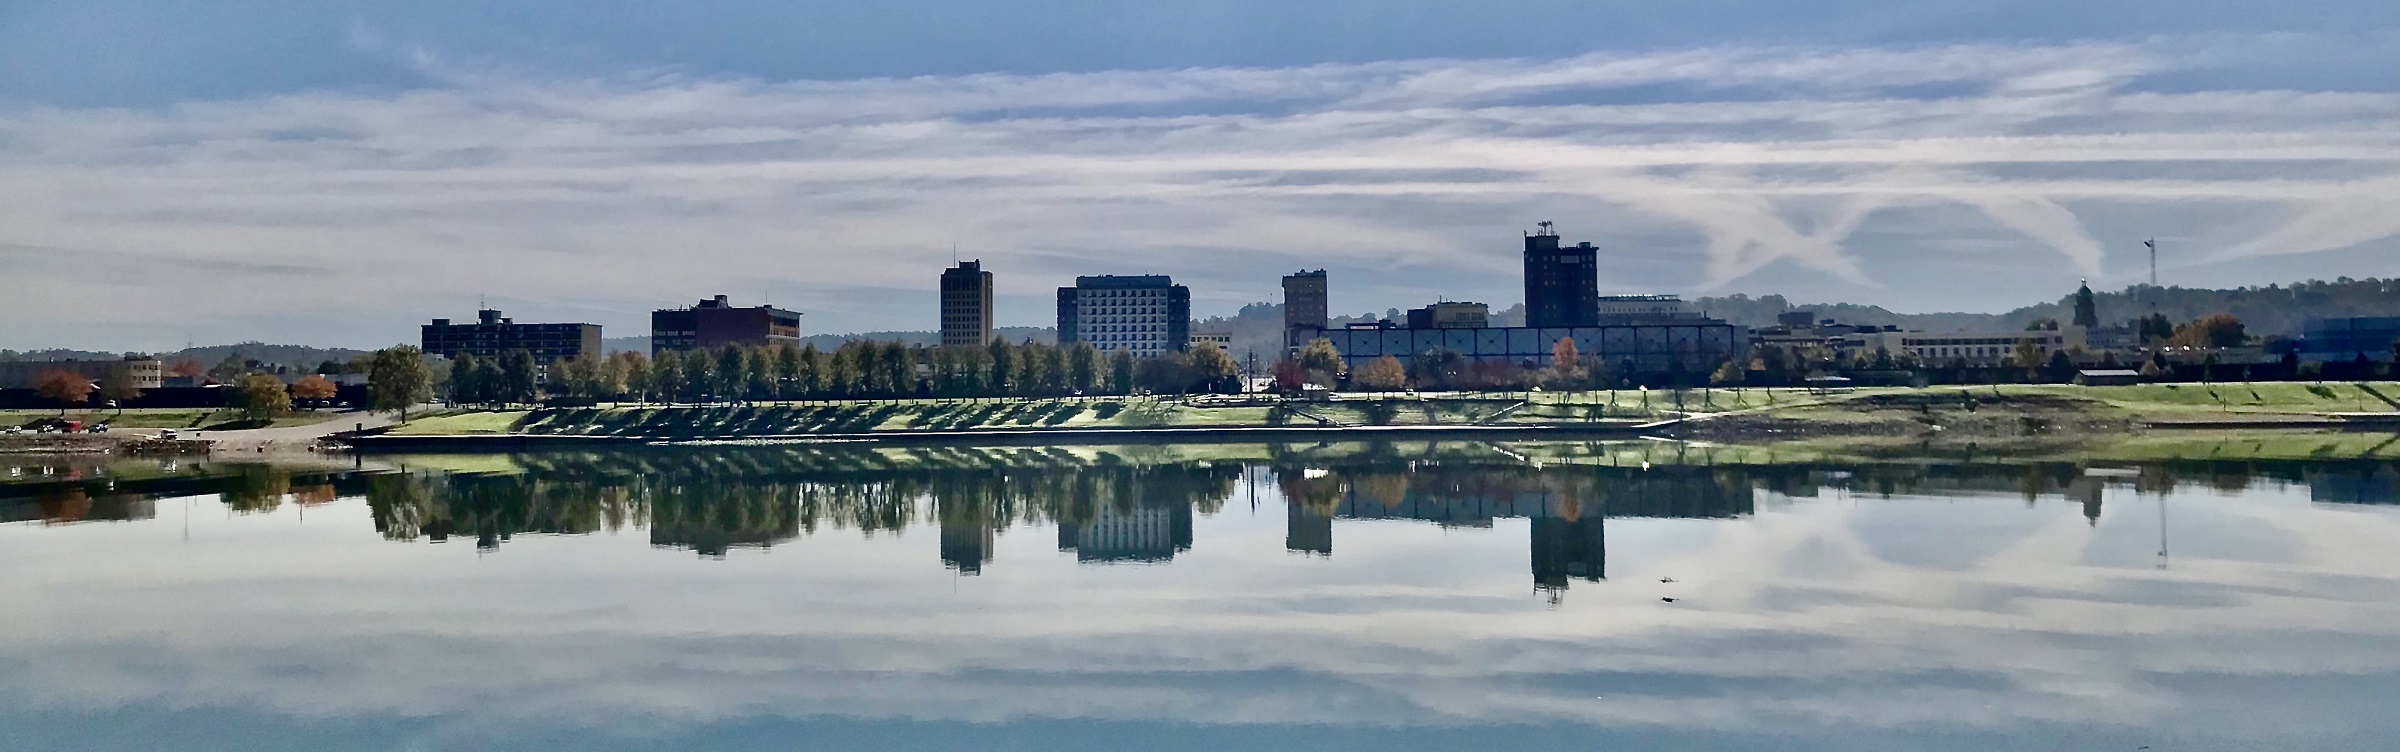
(385, 410, 530, 435)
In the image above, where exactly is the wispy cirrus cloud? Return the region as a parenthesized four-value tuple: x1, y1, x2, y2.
(0, 33, 2393, 349)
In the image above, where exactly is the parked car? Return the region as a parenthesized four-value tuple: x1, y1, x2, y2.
(2, 426, 21, 435)
(158, 429, 180, 440)
(88, 423, 110, 434)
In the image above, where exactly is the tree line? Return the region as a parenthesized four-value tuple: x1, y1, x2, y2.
(434, 339, 1248, 408)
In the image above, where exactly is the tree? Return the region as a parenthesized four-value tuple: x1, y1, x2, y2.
(1109, 350, 1137, 395)
(1186, 345, 1242, 393)
(681, 348, 716, 402)
(2071, 281, 2098, 329)
(716, 346, 751, 402)
(1549, 337, 1585, 388)
(169, 359, 207, 381)
(2168, 314, 2247, 350)
(447, 353, 486, 406)
(498, 350, 539, 405)
(100, 367, 143, 414)
(827, 343, 863, 398)
(617, 351, 652, 403)
(2024, 317, 2060, 331)
(773, 344, 803, 400)
(1270, 358, 1306, 393)
(745, 347, 776, 401)
(2135, 313, 2176, 344)
(2009, 339, 2045, 379)
(987, 340, 1015, 395)
(368, 346, 434, 421)
(1354, 355, 1407, 391)
(1069, 343, 1100, 394)
(2043, 350, 2077, 383)
(231, 374, 292, 420)
(1710, 359, 1745, 387)
(651, 351, 685, 403)
(34, 370, 92, 414)
(292, 374, 338, 405)
(208, 354, 248, 383)
(1295, 338, 1345, 387)
(798, 344, 828, 399)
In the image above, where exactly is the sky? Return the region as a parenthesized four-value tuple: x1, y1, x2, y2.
(1, 1, 2395, 351)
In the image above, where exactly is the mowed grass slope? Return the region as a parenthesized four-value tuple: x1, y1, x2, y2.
(374, 382, 2400, 437)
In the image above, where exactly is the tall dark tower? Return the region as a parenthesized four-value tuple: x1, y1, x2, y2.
(940, 260, 996, 347)
(1523, 222, 1599, 329)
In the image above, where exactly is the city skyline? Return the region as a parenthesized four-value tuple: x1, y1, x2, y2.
(3, 4, 2395, 352)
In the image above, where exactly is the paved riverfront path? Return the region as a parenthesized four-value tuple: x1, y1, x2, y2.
(179, 409, 401, 452)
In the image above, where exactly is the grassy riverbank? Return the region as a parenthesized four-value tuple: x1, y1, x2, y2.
(376, 382, 2400, 441)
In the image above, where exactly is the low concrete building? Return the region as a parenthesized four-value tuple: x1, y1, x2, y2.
(1852, 327, 2088, 367)
(1188, 331, 1233, 351)
(1405, 302, 1490, 330)
(2298, 316, 2400, 364)
(1307, 319, 1745, 377)
(0, 356, 164, 390)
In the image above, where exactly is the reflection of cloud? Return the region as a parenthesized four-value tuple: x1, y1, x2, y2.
(2, 481, 2398, 747)
(0, 34, 2393, 343)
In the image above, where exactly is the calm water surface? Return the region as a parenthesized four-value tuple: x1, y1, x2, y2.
(5, 444, 2398, 751)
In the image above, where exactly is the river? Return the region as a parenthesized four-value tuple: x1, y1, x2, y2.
(4, 442, 2397, 750)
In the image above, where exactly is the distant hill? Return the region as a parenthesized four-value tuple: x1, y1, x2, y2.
(1695, 277, 2400, 336)
(1, 342, 371, 372)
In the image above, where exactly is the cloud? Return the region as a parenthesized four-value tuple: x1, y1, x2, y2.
(0, 34, 2393, 348)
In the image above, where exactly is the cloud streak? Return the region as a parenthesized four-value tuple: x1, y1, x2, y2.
(0, 34, 2393, 348)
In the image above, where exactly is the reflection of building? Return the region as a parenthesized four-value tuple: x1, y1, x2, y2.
(2072, 478, 2104, 525)
(941, 515, 996, 574)
(1285, 500, 1332, 556)
(1530, 516, 1606, 594)
(422, 309, 603, 364)
(1057, 275, 1192, 358)
(0, 492, 156, 524)
(1283, 270, 1328, 349)
(1294, 467, 1752, 596)
(651, 295, 804, 353)
(0, 356, 165, 390)
(940, 261, 996, 347)
(1058, 502, 1193, 562)
(2311, 466, 2400, 505)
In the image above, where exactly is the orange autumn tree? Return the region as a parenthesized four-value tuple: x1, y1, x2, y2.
(35, 370, 93, 414)
(292, 374, 339, 405)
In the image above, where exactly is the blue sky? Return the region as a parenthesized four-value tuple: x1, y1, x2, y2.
(1, 1, 2395, 350)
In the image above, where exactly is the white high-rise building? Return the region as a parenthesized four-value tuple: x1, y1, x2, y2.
(1056, 275, 1190, 357)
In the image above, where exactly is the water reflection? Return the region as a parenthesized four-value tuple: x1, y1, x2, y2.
(3, 443, 2399, 751)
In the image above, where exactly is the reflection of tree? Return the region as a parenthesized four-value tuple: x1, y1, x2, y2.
(221, 464, 291, 513)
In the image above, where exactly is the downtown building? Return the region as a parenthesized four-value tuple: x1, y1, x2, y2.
(650, 295, 802, 353)
(940, 261, 996, 347)
(1523, 223, 1600, 329)
(0, 356, 163, 391)
(1282, 269, 1328, 349)
(1296, 227, 1744, 378)
(1056, 275, 1190, 357)
(421, 309, 603, 364)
